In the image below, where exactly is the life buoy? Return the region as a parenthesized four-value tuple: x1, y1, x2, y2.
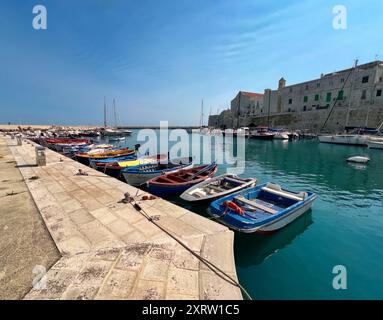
(223, 200, 244, 215)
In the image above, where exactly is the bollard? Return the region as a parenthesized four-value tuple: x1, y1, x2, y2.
(35, 146, 46, 166)
(16, 134, 22, 146)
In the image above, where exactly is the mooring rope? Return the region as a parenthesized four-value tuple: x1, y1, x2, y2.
(125, 194, 253, 300)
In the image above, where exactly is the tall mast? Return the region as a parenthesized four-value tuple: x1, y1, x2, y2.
(200, 99, 204, 128)
(103, 96, 107, 128)
(113, 98, 117, 128)
(345, 59, 358, 128)
(237, 92, 241, 129)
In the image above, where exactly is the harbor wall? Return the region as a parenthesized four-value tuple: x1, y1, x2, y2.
(233, 105, 383, 132)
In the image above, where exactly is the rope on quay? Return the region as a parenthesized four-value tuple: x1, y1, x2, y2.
(124, 193, 253, 300)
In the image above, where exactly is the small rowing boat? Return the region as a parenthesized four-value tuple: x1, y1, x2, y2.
(121, 157, 194, 186)
(75, 147, 135, 166)
(180, 174, 256, 203)
(147, 163, 218, 197)
(91, 154, 167, 178)
(208, 182, 317, 233)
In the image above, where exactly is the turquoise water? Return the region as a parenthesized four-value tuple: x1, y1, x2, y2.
(99, 131, 383, 299)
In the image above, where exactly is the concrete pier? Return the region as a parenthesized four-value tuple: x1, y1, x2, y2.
(0, 136, 242, 300)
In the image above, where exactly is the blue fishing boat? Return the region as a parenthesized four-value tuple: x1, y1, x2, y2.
(121, 157, 194, 186)
(208, 182, 317, 233)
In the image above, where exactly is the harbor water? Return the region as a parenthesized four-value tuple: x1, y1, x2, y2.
(96, 130, 383, 299)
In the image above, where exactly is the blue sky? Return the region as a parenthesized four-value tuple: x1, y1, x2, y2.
(1, 0, 382, 126)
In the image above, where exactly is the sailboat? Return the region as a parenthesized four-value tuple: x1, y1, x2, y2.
(192, 99, 208, 134)
(318, 60, 376, 146)
(102, 98, 132, 137)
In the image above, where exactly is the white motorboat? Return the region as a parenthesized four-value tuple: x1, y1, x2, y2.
(103, 128, 132, 136)
(367, 138, 383, 149)
(273, 132, 289, 140)
(318, 134, 370, 146)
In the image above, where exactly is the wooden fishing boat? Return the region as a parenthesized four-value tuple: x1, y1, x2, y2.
(208, 182, 317, 233)
(147, 163, 218, 197)
(91, 154, 167, 178)
(180, 174, 256, 203)
(75, 147, 135, 166)
(121, 157, 194, 186)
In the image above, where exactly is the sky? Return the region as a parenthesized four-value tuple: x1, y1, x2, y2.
(0, 0, 382, 126)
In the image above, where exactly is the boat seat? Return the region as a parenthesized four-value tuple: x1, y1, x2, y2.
(262, 183, 307, 201)
(224, 177, 245, 186)
(206, 184, 225, 192)
(234, 196, 278, 215)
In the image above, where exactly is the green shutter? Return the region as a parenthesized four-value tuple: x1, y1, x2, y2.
(337, 90, 344, 100)
(315, 94, 319, 101)
(303, 96, 308, 102)
(326, 92, 332, 102)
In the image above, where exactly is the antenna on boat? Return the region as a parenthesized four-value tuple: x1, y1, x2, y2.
(103, 96, 107, 128)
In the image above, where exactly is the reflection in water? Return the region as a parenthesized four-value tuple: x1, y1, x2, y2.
(234, 211, 313, 267)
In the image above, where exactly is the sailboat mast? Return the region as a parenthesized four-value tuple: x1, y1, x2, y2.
(103, 96, 107, 128)
(200, 99, 204, 128)
(113, 98, 117, 129)
(345, 59, 358, 128)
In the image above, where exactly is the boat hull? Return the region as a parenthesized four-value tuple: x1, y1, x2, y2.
(95, 166, 122, 178)
(147, 183, 195, 197)
(122, 163, 194, 186)
(208, 183, 317, 233)
(318, 135, 369, 146)
(256, 197, 316, 232)
(249, 134, 274, 140)
(367, 140, 383, 149)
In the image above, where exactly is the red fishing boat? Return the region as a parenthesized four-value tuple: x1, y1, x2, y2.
(147, 163, 218, 197)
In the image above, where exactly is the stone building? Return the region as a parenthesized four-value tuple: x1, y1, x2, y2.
(209, 60, 383, 132)
(230, 91, 264, 128)
(207, 115, 219, 127)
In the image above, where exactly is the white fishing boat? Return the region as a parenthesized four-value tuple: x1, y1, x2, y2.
(180, 174, 256, 203)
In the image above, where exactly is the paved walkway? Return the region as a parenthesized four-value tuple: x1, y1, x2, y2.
(2, 136, 242, 300)
(0, 138, 60, 299)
